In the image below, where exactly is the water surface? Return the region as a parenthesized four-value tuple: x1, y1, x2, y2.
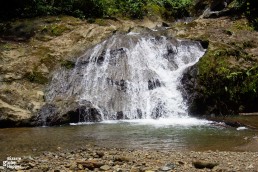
(0, 118, 256, 162)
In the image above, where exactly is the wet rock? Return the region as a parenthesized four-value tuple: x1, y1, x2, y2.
(192, 161, 219, 169)
(109, 48, 127, 66)
(137, 109, 142, 119)
(33, 100, 104, 126)
(68, 105, 102, 122)
(106, 78, 128, 92)
(77, 60, 90, 67)
(201, 8, 232, 18)
(210, 0, 232, 11)
(225, 121, 242, 128)
(151, 103, 164, 119)
(97, 52, 106, 63)
(148, 79, 161, 90)
(110, 48, 126, 57)
(116, 111, 124, 120)
(192, 0, 233, 17)
(115, 79, 127, 91)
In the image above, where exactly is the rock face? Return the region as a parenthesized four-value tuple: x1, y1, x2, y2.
(32, 100, 103, 126)
(0, 16, 168, 127)
(37, 29, 205, 124)
(0, 99, 31, 127)
(1, 7, 258, 126)
(180, 66, 200, 115)
(177, 17, 258, 116)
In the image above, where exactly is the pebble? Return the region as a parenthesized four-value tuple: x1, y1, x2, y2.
(15, 146, 258, 172)
(100, 164, 111, 171)
(160, 166, 171, 171)
(130, 166, 140, 172)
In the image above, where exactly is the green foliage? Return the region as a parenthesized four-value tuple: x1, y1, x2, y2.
(234, 0, 258, 30)
(41, 24, 69, 36)
(0, 20, 37, 41)
(197, 44, 258, 114)
(0, 0, 194, 20)
(160, 0, 193, 18)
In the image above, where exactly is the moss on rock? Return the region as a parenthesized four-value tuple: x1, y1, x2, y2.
(183, 41, 258, 115)
(24, 71, 48, 84)
(61, 60, 75, 69)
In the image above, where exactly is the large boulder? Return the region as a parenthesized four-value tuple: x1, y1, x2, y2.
(0, 99, 31, 127)
(31, 99, 103, 126)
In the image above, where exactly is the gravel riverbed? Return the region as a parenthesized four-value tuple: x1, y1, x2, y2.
(2, 145, 257, 172)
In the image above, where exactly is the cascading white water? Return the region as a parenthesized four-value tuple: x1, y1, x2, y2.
(46, 32, 205, 121)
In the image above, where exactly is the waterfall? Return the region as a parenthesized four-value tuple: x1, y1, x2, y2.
(46, 32, 205, 122)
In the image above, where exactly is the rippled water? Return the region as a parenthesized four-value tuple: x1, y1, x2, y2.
(0, 119, 256, 162)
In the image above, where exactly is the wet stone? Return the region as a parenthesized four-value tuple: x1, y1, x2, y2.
(148, 79, 161, 90)
(193, 161, 219, 169)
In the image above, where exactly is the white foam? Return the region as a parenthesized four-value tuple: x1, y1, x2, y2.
(236, 126, 248, 130)
(70, 117, 211, 127)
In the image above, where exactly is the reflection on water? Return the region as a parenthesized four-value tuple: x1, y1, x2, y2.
(0, 120, 256, 161)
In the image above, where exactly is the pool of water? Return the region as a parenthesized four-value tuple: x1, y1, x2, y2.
(0, 118, 257, 161)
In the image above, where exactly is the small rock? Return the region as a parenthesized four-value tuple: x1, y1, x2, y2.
(160, 166, 171, 171)
(94, 154, 99, 158)
(193, 161, 219, 169)
(178, 161, 184, 165)
(114, 156, 130, 162)
(77, 160, 104, 170)
(28, 162, 36, 168)
(130, 166, 140, 172)
(78, 164, 84, 170)
(246, 164, 254, 169)
(39, 164, 50, 172)
(69, 164, 78, 170)
(97, 151, 105, 158)
(100, 165, 111, 171)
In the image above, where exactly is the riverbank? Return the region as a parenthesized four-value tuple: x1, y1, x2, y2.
(2, 145, 257, 171)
